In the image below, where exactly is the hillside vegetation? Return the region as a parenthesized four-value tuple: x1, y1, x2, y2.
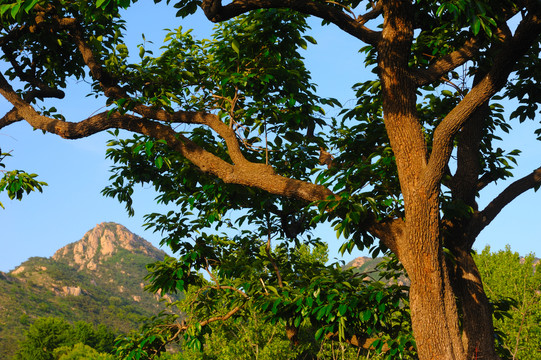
(0, 222, 180, 359)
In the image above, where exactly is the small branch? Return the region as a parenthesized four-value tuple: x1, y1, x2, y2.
(204, 258, 220, 285)
(356, 0, 382, 25)
(211, 284, 250, 299)
(200, 305, 244, 327)
(476, 171, 500, 191)
(470, 167, 541, 238)
(165, 304, 245, 334)
(325, 0, 356, 19)
(266, 212, 283, 287)
(259, 278, 269, 294)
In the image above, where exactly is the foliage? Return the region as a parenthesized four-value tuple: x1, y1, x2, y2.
(14, 317, 116, 360)
(2, 0, 541, 358)
(475, 246, 541, 359)
(54, 343, 115, 360)
(116, 240, 415, 359)
(0, 148, 47, 209)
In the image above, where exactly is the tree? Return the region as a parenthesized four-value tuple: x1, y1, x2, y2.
(53, 343, 115, 360)
(1, 1, 541, 359)
(15, 317, 117, 360)
(475, 246, 541, 359)
(15, 317, 74, 360)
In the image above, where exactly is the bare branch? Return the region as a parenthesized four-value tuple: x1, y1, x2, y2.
(0, 108, 23, 129)
(470, 167, 541, 238)
(201, 0, 381, 45)
(266, 213, 284, 287)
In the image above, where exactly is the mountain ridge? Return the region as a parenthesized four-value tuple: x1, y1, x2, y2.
(51, 222, 164, 271)
(0, 222, 180, 359)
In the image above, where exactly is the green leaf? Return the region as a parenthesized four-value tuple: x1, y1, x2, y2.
(304, 35, 317, 44)
(471, 16, 481, 35)
(231, 39, 240, 55)
(96, 0, 109, 8)
(155, 156, 164, 169)
(11, 2, 21, 18)
(314, 327, 325, 340)
(441, 89, 454, 97)
(24, 0, 39, 13)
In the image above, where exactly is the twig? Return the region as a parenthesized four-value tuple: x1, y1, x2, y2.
(266, 212, 283, 287)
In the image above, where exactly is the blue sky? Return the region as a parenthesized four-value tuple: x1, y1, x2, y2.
(1, 2, 540, 272)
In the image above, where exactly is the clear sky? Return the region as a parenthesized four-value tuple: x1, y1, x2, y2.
(1, 2, 540, 273)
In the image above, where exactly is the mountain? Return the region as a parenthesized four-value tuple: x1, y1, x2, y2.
(344, 256, 409, 286)
(0, 222, 180, 359)
(343, 256, 383, 272)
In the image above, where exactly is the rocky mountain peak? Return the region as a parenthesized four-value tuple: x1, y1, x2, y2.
(347, 257, 373, 268)
(52, 222, 164, 271)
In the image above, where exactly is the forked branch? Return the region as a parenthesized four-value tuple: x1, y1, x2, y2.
(470, 167, 541, 238)
(425, 11, 541, 191)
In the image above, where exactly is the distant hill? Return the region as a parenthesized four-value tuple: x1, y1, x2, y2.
(343, 256, 383, 273)
(0, 222, 180, 359)
(344, 256, 409, 286)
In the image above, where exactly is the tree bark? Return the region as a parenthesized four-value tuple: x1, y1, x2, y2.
(377, 2, 484, 358)
(450, 246, 500, 360)
(396, 191, 466, 360)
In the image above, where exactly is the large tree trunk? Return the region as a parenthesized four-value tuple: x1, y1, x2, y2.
(449, 247, 500, 360)
(397, 193, 466, 360)
(376, 1, 502, 358)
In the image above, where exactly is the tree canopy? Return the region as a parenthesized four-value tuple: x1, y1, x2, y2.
(2, 1, 541, 359)
(15, 317, 116, 360)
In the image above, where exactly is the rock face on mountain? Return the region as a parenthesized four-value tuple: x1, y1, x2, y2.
(52, 222, 164, 271)
(0, 222, 179, 360)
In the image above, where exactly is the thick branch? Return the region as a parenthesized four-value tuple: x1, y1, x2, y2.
(368, 217, 404, 257)
(413, 6, 518, 87)
(201, 0, 381, 45)
(413, 38, 480, 87)
(425, 11, 541, 191)
(469, 167, 541, 238)
(62, 18, 119, 95)
(450, 80, 489, 208)
(0, 71, 333, 203)
(0, 108, 23, 129)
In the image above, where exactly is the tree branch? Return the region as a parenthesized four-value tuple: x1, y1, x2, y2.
(368, 217, 404, 257)
(424, 11, 541, 191)
(0, 70, 334, 203)
(200, 0, 381, 45)
(413, 6, 518, 87)
(470, 167, 541, 238)
(0, 108, 23, 128)
(413, 37, 481, 87)
(356, 1, 382, 25)
(449, 79, 489, 209)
